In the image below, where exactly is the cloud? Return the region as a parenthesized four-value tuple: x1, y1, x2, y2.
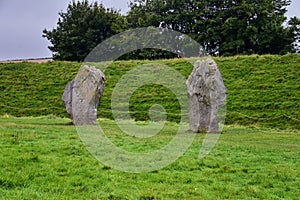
(0, 0, 71, 60)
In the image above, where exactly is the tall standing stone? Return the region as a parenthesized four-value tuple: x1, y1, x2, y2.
(62, 65, 106, 125)
(186, 58, 227, 133)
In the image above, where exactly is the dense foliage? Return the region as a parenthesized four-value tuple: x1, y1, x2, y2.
(43, 0, 300, 61)
(128, 0, 300, 56)
(42, 1, 126, 61)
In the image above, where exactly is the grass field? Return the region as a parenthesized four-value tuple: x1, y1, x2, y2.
(0, 55, 299, 199)
(0, 54, 299, 129)
(0, 116, 299, 199)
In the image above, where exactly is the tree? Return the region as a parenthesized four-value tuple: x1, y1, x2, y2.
(43, 0, 127, 61)
(216, 0, 293, 55)
(127, 0, 298, 56)
(287, 17, 300, 52)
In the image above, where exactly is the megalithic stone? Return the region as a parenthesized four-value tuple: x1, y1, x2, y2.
(62, 65, 106, 125)
(186, 58, 227, 133)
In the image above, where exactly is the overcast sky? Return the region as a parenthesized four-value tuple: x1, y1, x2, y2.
(0, 0, 299, 61)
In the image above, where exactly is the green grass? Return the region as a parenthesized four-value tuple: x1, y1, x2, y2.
(1, 55, 299, 199)
(0, 54, 299, 129)
(0, 116, 299, 199)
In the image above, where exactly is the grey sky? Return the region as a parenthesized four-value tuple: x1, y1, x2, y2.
(0, 0, 299, 61)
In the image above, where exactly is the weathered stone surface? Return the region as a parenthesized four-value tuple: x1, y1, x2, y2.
(62, 65, 106, 125)
(186, 58, 227, 133)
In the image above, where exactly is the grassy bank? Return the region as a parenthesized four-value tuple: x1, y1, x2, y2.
(0, 54, 299, 129)
(0, 116, 299, 199)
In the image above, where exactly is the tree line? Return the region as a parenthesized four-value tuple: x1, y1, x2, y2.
(43, 0, 300, 61)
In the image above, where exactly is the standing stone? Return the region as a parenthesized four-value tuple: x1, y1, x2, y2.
(186, 58, 227, 133)
(62, 65, 106, 125)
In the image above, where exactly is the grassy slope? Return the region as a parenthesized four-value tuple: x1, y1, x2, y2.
(0, 117, 299, 199)
(0, 54, 299, 129)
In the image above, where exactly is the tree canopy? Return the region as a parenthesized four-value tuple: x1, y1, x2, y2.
(44, 0, 300, 61)
(127, 0, 300, 56)
(43, 0, 126, 61)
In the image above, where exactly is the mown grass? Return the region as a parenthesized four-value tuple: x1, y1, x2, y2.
(0, 116, 299, 199)
(0, 54, 299, 129)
